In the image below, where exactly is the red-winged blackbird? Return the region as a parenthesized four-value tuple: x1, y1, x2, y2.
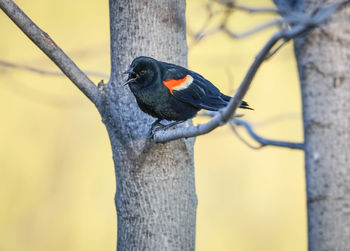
(123, 56, 251, 125)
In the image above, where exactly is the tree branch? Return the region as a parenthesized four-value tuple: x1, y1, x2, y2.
(188, 1, 283, 45)
(214, 0, 280, 14)
(154, 1, 350, 143)
(0, 0, 102, 107)
(230, 4, 279, 14)
(0, 59, 109, 78)
(198, 112, 303, 150)
(264, 38, 288, 60)
(229, 122, 263, 150)
(191, 18, 283, 43)
(222, 19, 284, 39)
(231, 119, 304, 150)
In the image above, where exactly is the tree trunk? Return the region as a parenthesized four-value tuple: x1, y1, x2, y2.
(276, 0, 350, 250)
(296, 3, 350, 250)
(100, 0, 197, 250)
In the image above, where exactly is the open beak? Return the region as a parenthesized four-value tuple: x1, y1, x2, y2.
(122, 68, 133, 75)
(122, 68, 136, 86)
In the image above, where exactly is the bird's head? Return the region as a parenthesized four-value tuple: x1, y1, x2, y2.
(123, 56, 159, 87)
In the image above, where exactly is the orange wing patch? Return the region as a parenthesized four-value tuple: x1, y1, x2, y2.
(162, 75, 193, 94)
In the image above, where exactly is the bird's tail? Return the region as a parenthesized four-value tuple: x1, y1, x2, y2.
(221, 94, 253, 110)
(239, 100, 253, 110)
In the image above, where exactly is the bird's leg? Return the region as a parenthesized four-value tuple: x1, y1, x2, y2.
(153, 120, 186, 132)
(148, 119, 186, 139)
(152, 118, 163, 128)
(147, 118, 162, 138)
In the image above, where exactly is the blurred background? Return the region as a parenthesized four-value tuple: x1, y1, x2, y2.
(0, 0, 306, 250)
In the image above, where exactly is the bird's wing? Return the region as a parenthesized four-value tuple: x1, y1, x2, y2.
(162, 67, 228, 111)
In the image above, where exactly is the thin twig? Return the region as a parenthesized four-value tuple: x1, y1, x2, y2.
(265, 38, 288, 60)
(0, 0, 102, 107)
(232, 119, 304, 150)
(200, 112, 303, 150)
(229, 122, 262, 149)
(222, 19, 284, 39)
(188, 0, 217, 41)
(188, 0, 282, 46)
(191, 14, 282, 42)
(233, 4, 280, 14)
(154, 1, 350, 143)
(214, 0, 280, 14)
(0, 59, 109, 78)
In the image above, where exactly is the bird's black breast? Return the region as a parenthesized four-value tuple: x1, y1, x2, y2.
(129, 80, 199, 121)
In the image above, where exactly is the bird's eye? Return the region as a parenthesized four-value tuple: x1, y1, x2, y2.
(130, 72, 137, 79)
(139, 70, 147, 75)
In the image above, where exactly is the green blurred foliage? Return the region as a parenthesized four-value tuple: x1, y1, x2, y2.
(0, 0, 306, 250)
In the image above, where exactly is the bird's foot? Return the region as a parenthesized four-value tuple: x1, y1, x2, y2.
(148, 120, 186, 139)
(159, 120, 185, 131)
(147, 118, 163, 139)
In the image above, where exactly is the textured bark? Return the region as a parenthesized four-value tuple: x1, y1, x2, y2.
(276, 0, 350, 250)
(100, 0, 197, 250)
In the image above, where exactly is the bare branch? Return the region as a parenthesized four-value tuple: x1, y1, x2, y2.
(0, 0, 102, 107)
(0, 59, 109, 78)
(214, 0, 280, 14)
(189, 4, 283, 44)
(154, 1, 350, 143)
(188, 0, 285, 46)
(199, 112, 303, 150)
(222, 19, 284, 39)
(187, 0, 217, 42)
(231, 119, 304, 150)
(264, 38, 288, 60)
(231, 4, 279, 14)
(229, 122, 262, 149)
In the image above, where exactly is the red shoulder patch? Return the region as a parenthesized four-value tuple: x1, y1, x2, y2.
(162, 75, 193, 94)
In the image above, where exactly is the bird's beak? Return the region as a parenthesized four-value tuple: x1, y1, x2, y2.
(122, 68, 135, 86)
(122, 68, 133, 75)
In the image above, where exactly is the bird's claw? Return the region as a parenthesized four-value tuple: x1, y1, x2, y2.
(147, 119, 163, 139)
(148, 120, 186, 139)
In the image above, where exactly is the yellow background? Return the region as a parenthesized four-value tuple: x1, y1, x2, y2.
(0, 0, 306, 250)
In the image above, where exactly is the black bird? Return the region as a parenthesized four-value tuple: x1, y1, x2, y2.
(123, 56, 251, 128)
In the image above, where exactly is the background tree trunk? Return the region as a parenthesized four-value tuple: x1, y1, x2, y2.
(276, 0, 350, 250)
(100, 0, 197, 250)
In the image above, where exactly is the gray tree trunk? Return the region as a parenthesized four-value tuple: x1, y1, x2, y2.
(100, 0, 197, 250)
(275, 0, 350, 250)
